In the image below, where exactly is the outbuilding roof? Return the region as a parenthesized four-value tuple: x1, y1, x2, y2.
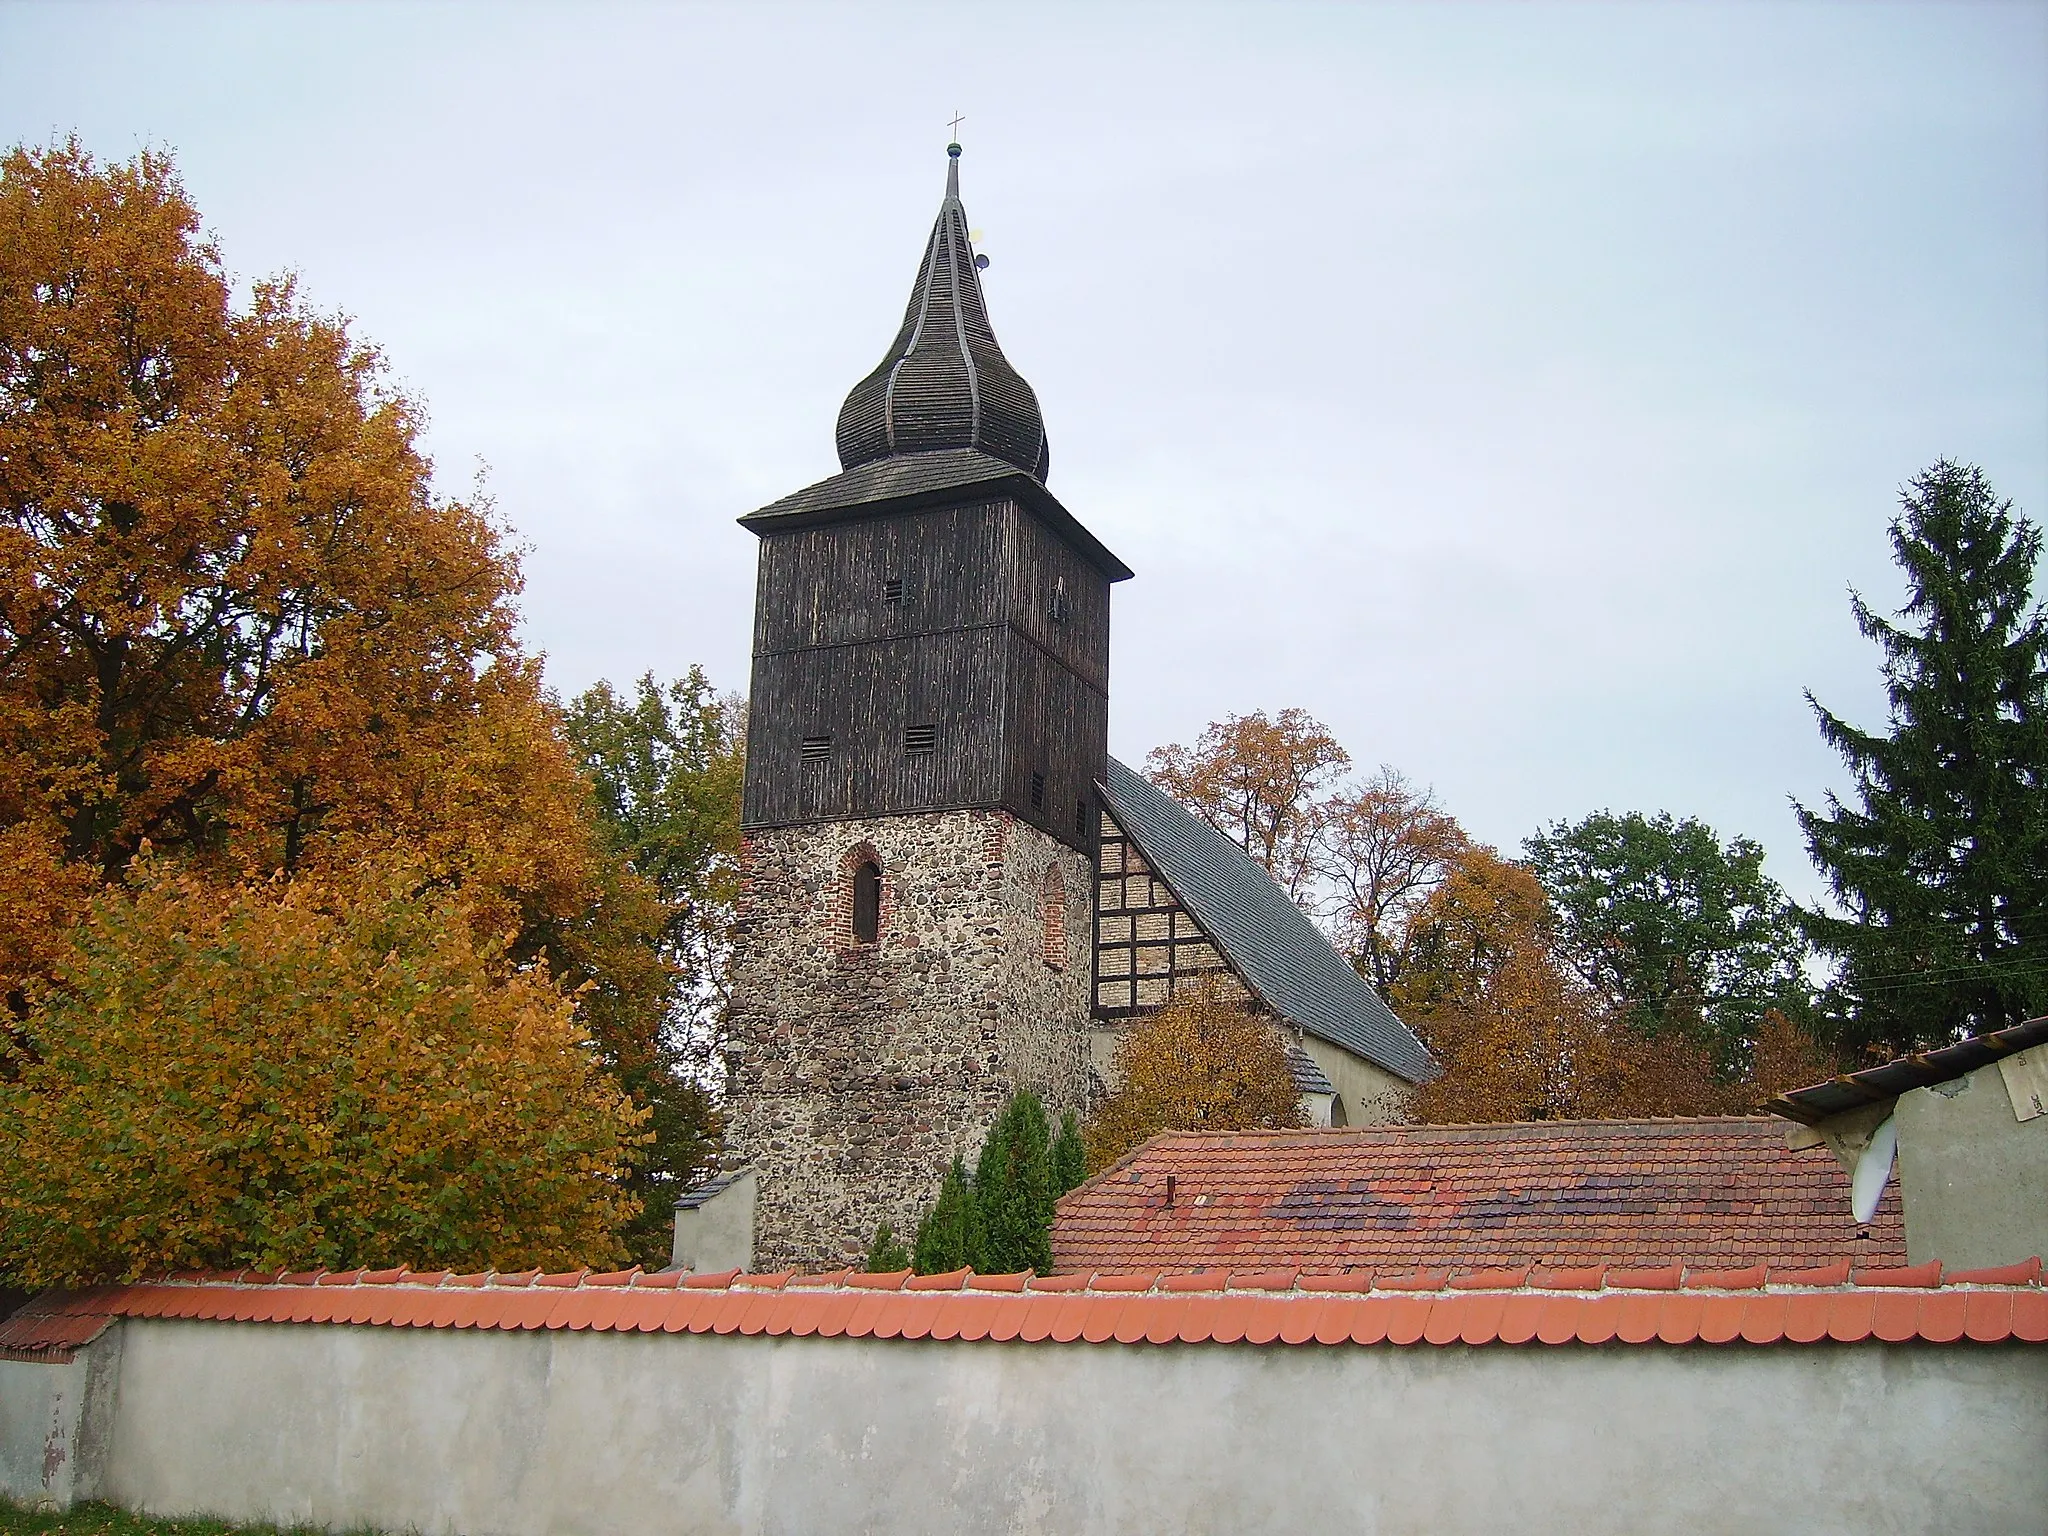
(1767, 1014, 2048, 1124)
(1054, 1119, 1906, 1276)
(9, 1259, 2041, 1356)
(1101, 758, 1438, 1084)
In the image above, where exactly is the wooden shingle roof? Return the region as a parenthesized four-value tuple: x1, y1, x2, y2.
(834, 145, 1050, 480)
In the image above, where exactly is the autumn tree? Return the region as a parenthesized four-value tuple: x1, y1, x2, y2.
(1145, 709, 1348, 902)
(1083, 987, 1304, 1171)
(563, 668, 744, 1027)
(1316, 766, 1469, 994)
(563, 669, 743, 1251)
(0, 857, 644, 1287)
(0, 141, 682, 1268)
(1797, 461, 2048, 1056)
(1523, 810, 1809, 1071)
(1395, 850, 1620, 1122)
(1394, 848, 1797, 1122)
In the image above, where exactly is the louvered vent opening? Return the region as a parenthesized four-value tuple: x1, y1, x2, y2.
(1075, 798, 1090, 836)
(883, 578, 905, 605)
(801, 736, 833, 761)
(904, 724, 937, 755)
(1030, 772, 1046, 810)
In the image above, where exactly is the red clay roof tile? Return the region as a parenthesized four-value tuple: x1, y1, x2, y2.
(17, 1257, 2040, 1362)
(1949, 1257, 2041, 1285)
(1055, 1120, 1907, 1275)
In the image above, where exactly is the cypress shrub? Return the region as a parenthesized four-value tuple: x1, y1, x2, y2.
(1051, 1109, 1088, 1196)
(911, 1156, 978, 1274)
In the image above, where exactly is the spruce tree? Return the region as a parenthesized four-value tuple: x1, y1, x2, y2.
(1051, 1109, 1089, 1196)
(1796, 461, 2048, 1055)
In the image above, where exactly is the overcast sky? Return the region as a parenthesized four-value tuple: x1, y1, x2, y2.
(5, 1, 2044, 903)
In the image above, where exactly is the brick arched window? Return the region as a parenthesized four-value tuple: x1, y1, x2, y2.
(851, 857, 883, 946)
(1040, 863, 1066, 970)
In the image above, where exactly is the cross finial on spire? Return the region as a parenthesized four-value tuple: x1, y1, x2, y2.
(948, 111, 966, 143)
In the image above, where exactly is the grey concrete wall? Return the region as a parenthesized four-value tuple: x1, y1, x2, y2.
(0, 1335, 121, 1511)
(93, 1317, 2047, 1536)
(1898, 1063, 2048, 1270)
(671, 1169, 757, 1274)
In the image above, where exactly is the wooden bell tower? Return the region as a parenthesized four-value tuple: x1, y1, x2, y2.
(722, 144, 1133, 1271)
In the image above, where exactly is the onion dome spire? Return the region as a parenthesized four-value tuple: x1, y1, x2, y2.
(835, 143, 1051, 481)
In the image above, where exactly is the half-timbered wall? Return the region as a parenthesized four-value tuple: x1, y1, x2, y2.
(1091, 809, 1249, 1018)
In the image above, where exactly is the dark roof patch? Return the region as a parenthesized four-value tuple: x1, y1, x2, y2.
(1100, 758, 1438, 1084)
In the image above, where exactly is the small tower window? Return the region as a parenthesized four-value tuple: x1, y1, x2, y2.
(904, 724, 936, 755)
(1074, 797, 1090, 837)
(1040, 863, 1067, 969)
(851, 858, 882, 945)
(801, 735, 833, 761)
(882, 578, 906, 605)
(1030, 772, 1046, 811)
(1049, 577, 1069, 624)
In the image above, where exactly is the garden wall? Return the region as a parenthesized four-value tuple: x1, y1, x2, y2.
(4, 1267, 2045, 1535)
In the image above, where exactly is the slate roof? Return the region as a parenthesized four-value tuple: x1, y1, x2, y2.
(739, 445, 1131, 582)
(23, 1260, 2044, 1351)
(1768, 1014, 2048, 1124)
(1053, 1119, 1909, 1276)
(834, 145, 1051, 480)
(1285, 1045, 1338, 1097)
(1101, 758, 1438, 1083)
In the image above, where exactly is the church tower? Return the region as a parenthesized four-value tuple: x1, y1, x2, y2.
(724, 144, 1132, 1271)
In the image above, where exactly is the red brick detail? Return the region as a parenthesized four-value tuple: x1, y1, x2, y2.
(1040, 862, 1067, 970)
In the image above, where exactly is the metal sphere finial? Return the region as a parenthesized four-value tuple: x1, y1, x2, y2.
(947, 142, 962, 158)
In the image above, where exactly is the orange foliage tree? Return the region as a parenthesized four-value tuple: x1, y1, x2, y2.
(1145, 709, 1349, 902)
(0, 141, 702, 1271)
(1083, 987, 1304, 1172)
(1397, 850, 1830, 1122)
(1315, 765, 1470, 995)
(0, 858, 645, 1286)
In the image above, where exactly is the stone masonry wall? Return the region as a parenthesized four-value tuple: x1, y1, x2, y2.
(724, 809, 1093, 1271)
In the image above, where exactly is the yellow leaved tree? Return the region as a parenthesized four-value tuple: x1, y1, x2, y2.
(0, 858, 645, 1286)
(1083, 988, 1305, 1173)
(0, 140, 711, 1274)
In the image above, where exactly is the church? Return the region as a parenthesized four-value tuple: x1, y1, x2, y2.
(721, 144, 1437, 1271)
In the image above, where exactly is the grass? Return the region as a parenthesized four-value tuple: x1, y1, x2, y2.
(0, 1504, 390, 1536)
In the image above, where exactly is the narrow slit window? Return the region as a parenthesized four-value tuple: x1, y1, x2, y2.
(1049, 577, 1069, 624)
(882, 578, 906, 605)
(1030, 772, 1046, 810)
(801, 735, 833, 761)
(1075, 798, 1089, 836)
(851, 859, 882, 945)
(904, 724, 937, 755)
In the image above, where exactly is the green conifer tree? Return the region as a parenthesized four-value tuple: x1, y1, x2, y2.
(1051, 1109, 1088, 1197)
(1797, 461, 2048, 1055)
(863, 1222, 910, 1273)
(911, 1156, 978, 1275)
(971, 1090, 1055, 1275)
